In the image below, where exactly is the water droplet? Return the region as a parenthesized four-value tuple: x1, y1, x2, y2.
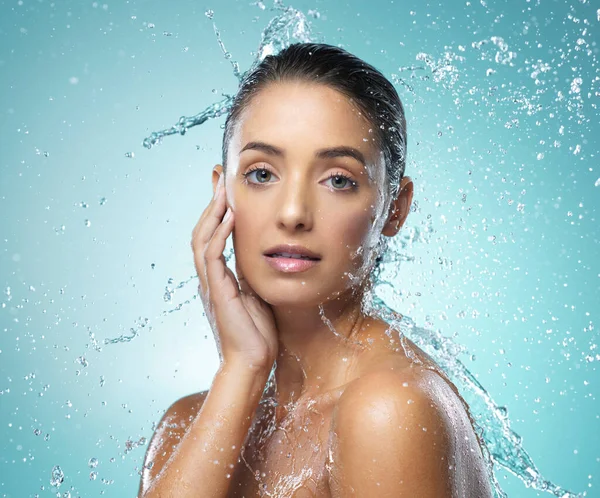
(75, 356, 88, 367)
(124, 151, 135, 158)
(50, 465, 64, 488)
(205, 9, 214, 19)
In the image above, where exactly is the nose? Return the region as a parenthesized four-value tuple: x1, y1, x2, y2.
(275, 176, 313, 232)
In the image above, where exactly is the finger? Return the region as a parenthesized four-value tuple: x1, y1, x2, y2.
(204, 207, 236, 300)
(235, 258, 258, 298)
(192, 175, 226, 248)
(192, 176, 226, 291)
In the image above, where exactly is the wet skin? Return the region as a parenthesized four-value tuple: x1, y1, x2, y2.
(138, 81, 494, 497)
(140, 325, 493, 497)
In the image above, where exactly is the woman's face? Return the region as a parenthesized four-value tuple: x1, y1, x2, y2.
(220, 81, 405, 307)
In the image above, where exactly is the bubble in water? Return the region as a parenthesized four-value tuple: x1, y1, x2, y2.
(50, 465, 64, 488)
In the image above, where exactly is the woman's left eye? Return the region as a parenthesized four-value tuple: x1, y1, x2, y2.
(323, 173, 357, 191)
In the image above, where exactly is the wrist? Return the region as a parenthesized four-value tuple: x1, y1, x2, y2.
(220, 357, 272, 380)
(222, 352, 275, 375)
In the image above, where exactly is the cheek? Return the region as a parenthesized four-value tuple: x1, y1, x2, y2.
(232, 208, 262, 253)
(324, 205, 377, 256)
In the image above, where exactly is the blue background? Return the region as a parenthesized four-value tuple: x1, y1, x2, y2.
(0, 0, 598, 496)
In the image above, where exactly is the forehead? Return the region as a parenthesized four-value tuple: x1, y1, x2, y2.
(231, 81, 381, 163)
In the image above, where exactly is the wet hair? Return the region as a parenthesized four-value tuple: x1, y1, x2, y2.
(221, 42, 407, 199)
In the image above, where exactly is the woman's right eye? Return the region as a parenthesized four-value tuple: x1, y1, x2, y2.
(244, 167, 276, 184)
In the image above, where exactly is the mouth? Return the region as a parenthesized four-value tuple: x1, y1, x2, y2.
(263, 244, 321, 261)
(263, 245, 321, 273)
(263, 254, 320, 273)
(265, 252, 320, 261)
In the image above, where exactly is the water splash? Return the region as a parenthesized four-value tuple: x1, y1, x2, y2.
(50, 464, 65, 489)
(141, 0, 314, 150)
(367, 294, 583, 498)
(132, 1, 585, 496)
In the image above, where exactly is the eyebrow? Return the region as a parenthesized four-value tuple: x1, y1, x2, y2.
(239, 141, 367, 167)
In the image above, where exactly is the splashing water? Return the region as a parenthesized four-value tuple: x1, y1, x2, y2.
(127, 1, 588, 497)
(50, 465, 65, 489)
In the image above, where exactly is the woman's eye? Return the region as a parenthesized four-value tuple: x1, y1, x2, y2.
(245, 167, 274, 184)
(324, 174, 356, 190)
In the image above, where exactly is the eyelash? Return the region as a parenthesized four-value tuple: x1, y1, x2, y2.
(242, 165, 358, 191)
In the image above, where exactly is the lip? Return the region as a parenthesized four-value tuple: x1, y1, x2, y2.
(263, 244, 321, 274)
(263, 255, 320, 273)
(263, 244, 321, 260)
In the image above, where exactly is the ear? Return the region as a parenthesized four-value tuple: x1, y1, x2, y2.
(382, 176, 413, 237)
(211, 164, 224, 195)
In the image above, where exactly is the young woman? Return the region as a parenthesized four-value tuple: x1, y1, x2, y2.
(138, 43, 494, 497)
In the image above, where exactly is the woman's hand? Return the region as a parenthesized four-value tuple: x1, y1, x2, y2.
(192, 174, 279, 371)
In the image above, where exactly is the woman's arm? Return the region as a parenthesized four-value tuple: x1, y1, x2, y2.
(138, 170, 279, 497)
(139, 362, 270, 497)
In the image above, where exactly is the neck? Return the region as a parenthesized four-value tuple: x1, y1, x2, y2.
(271, 289, 368, 408)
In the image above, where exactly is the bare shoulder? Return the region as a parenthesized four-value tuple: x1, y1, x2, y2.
(138, 391, 209, 496)
(328, 338, 493, 496)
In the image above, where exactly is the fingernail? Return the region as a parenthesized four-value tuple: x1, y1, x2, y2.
(223, 207, 232, 222)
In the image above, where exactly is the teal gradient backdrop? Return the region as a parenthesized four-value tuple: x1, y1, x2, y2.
(0, 0, 598, 496)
